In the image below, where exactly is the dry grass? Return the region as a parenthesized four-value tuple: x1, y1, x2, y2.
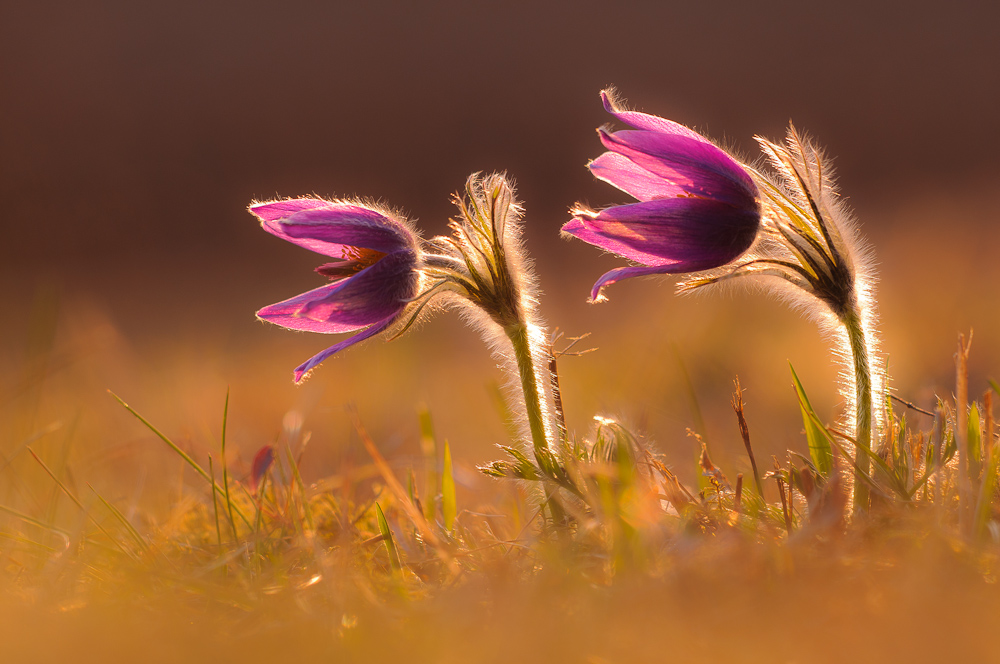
(4, 208, 1000, 662)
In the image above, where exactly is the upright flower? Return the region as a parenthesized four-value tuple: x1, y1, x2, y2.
(563, 90, 761, 302)
(252, 198, 421, 383)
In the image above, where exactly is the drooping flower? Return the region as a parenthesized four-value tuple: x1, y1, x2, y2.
(678, 126, 884, 514)
(252, 178, 559, 477)
(563, 90, 761, 301)
(252, 198, 421, 383)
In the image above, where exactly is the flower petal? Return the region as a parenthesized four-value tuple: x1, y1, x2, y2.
(601, 90, 711, 143)
(257, 251, 418, 333)
(293, 317, 394, 383)
(250, 198, 332, 223)
(589, 152, 688, 201)
(257, 282, 371, 334)
(599, 129, 756, 207)
(255, 203, 415, 257)
(563, 197, 759, 269)
(589, 264, 682, 302)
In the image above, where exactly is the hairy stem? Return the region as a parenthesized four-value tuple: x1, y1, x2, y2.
(505, 323, 549, 458)
(843, 307, 872, 515)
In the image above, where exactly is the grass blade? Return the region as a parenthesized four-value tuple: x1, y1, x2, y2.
(375, 502, 402, 574)
(111, 391, 251, 529)
(442, 441, 457, 532)
(209, 455, 223, 548)
(220, 388, 239, 539)
(27, 447, 133, 557)
(790, 364, 833, 476)
(285, 445, 315, 533)
(974, 443, 1000, 539)
(0, 503, 71, 539)
(968, 402, 983, 480)
(822, 421, 909, 500)
(796, 401, 904, 500)
(88, 484, 150, 553)
(351, 410, 458, 576)
(418, 407, 438, 523)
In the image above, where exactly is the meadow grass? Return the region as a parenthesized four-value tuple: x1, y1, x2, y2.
(3, 294, 1000, 664)
(5, 196, 1000, 661)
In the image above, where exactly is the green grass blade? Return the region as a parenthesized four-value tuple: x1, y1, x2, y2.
(375, 502, 401, 573)
(810, 412, 909, 499)
(209, 455, 223, 548)
(111, 391, 251, 529)
(974, 440, 1000, 539)
(220, 388, 239, 539)
(28, 447, 85, 511)
(0, 421, 63, 475)
(88, 484, 149, 553)
(418, 407, 438, 523)
(407, 468, 418, 506)
(790, 364, 833, 476)
(0, 503, 71, 538)
(968, 402, 982, 478)
(45, 415, 78, 526)
(27, 447, 133, 557)
(795, 396, 908, 499)
(285, 445, 314, 533)
(442, 440, 457, 532)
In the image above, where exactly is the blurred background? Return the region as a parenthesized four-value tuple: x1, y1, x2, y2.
(2, 0, 999, 502)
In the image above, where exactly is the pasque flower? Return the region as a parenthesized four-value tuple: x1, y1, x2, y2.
(568, 89, 885, 515)
(252, 198, 421, 383)
(679, 127, 884, 514)
(563, 90, 761, 301)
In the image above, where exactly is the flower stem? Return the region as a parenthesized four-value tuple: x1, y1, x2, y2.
(843, 307, 872, 515)
(505, 322, 549, 457)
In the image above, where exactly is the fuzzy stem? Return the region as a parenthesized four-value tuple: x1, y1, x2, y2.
(843, 307, 872, 515)
(505, 323, 549, 458)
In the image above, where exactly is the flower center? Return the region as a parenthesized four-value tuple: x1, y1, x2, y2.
(315, 246, 387, 279)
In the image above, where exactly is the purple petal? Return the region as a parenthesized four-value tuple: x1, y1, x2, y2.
(589, 152, 688, 201)
(601, 90, 710, 144)
(257, 282, 371, 334)
(563, 197, 759, 269)
(589, 264, 682, 302)
(257, 251, 418, 333)
(599, 129, 756, 207)
(293, 317, 394, 383)
(255, 203, 415, 257)
(250, 198, 332, 223)
(563, 215, 677, 267)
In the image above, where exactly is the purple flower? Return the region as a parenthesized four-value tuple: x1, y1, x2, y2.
(562, 91, 761, 301)
(252, 198, 421, 382)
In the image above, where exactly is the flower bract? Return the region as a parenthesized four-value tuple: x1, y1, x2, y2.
(252, 198, 421, 382)
(563, 91, 761, 301)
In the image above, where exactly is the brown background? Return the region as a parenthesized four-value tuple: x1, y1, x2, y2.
(2, 0, 999, 486)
